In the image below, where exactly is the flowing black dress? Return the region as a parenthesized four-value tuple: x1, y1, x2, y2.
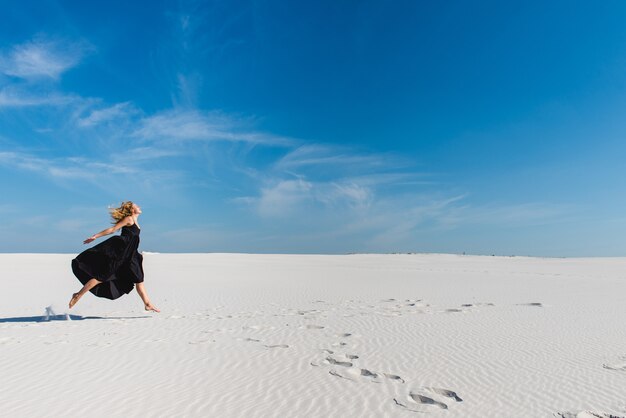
(71, 223, 144, 300)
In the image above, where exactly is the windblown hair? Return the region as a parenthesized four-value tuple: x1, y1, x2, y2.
(109, 201, 134, 223)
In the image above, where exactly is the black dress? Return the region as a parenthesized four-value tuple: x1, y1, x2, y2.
(71, 223, 144, 300)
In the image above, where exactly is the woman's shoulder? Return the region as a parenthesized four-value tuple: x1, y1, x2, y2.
(118, 216, 135, 228)
(125, 216, 140, 229)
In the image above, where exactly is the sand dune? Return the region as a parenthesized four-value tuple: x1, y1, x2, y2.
(0, 253, 625, 417)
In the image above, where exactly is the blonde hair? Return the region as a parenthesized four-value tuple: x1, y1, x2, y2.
(109, 201, 134, 223)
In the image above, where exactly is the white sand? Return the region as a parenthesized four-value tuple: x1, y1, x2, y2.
(1, 253, 625, 418)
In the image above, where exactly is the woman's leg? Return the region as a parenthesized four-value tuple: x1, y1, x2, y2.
(69, 278, 101, 308)
(135, 282, 160, 312)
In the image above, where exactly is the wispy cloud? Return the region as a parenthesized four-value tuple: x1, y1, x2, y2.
(0, 36, 93, 80)
(274, 144, 410, 171)
(236, 140, 435, 222)
(448, 202, 573, 227)
(240, 177, 374, 219)
(110, 146, 183, 163)
(336, 173, 436, 188)
(0, 144, 190, 202)
(234, 179, 472, 251)
(173, 72, 202, 108)
(256, 179, 314, 217)
(0, 150, 135, 180)
(0, 36, 92, 110)
(77, 102, 136, 127)
(360, 194, 468, 247)
(232, 137, 574, 251)
(0, 86, 78, 107)
(134, 109, 295, 146)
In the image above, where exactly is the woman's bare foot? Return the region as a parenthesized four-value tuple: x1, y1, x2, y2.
(145, 302, 160, 313)
(69, 292, 82, 309)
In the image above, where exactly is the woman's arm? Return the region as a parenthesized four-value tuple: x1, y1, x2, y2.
(136, 282, 160, 312)
(83, 216, 133, 244)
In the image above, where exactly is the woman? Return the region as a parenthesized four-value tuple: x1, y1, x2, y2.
(69, 201, 159, 312)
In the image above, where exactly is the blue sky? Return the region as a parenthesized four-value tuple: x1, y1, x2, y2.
(1, 0, 626, 255)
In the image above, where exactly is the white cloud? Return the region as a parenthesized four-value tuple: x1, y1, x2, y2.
(361, 194, 468, 246)
(321, 182, 372, 207)
(339, 173, 435, 187)
(173, 73, 202, 108)
(240, 177, 374, 219)
(236, 174, 474, 250)
(235, 140, 437, 226)
(111, 146, 182, 163)
(0, 151, 136, 180)
(450, 202, 571, 227)
(257, 179, 313, 217)
(0, 87, 77, 107)
(0, 146, 188, 200)
(0, 36, 92, 80)
(274, 144, 408, 171)
(77, 102, 135, 127)
(134, 109, 295, 146)
(235, 139, 438, 223)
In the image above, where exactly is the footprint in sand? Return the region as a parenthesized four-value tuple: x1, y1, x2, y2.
(329, 370, 352, 380)
(86, 342, 112, 347)
(359, 368, 379, 379)
(408, 393, 448, 409)
(44, 339, 70, 345)
(236, 337, 288, 349)
(329, 367, 382, 382)
(384, 373, 405, 383)
(428, 387, 463, 402)
(242, 325, 276, 331)
(188, 339, 214, 345)
(299, 324, 325, 330)
(556, 412, 625, 418)
(202, 328, 232, 334)
(393, 387, 462, 412)
(603, 356, 626, 372)
(405, 299, 422, 305)
(459, 303, 495, 308)
(326, 356, 353, 367)
(312, 352, 405, 385)
(143, 338, 165, 343)
(311, 352, 357, 367)
(236, 337, 261, 342)
(264, 344, 289, 349)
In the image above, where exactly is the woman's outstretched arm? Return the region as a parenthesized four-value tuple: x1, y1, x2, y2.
(83, 216, 134, 244)
(136, 282, 160, 312)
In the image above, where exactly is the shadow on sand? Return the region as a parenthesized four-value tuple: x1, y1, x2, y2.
(0, 307, 151, 323)
(0, 315, 151, 323)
